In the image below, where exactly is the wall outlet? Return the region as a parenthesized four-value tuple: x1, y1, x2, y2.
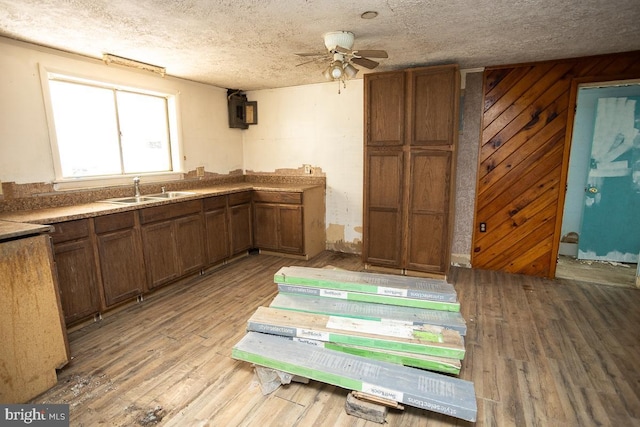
(196, 166, 205, 177)
(303, 164, 312, 174)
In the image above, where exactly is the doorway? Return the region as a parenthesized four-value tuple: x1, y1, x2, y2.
(558, 80, 640, 287)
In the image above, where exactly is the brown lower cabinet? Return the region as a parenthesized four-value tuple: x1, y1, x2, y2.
(175, 214, 207, 274)
(253, 192, 304, 254)
(50, 187, 323, 326)
(50, 219, 101, 324)
(252, 187, 325, 258)
(228, 191, 253, 256)
(140, 200, 206, 289)
(203, 195, 230, 264)
(94, 211, 146, 307)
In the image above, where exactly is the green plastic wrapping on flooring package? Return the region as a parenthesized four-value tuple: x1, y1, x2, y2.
(274, 266, 458, 303)
(276, 283, 460, 311)
(232, 332, 477, 422)
(270, 293, 467, 335)
(289, 336, 461, 375)
(247, 306, 466, 359)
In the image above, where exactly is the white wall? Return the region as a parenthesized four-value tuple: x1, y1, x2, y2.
(0, 37, 243, 185)
(244, 82, 364, 252)
(1, 37, 479, 261)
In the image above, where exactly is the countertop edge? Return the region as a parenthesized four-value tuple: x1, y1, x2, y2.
(0, 183, 323, 226)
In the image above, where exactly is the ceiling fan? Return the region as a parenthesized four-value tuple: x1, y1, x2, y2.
(296, 31, 388, 82)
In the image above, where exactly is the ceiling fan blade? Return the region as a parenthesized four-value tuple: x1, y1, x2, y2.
(354, 49, 388, 58)
(352, 57, 379, 69)
(295, 52, 327, 57)
(296, 57, 325, 67)
(334, 46, 352, 55)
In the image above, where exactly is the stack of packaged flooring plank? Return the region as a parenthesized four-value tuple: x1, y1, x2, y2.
(231, 266, 477, 423)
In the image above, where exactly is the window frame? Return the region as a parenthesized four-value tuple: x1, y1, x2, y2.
(39, 64, 184, 190)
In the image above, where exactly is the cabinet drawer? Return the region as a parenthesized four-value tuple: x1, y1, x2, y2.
(139, 200, 203, 224)
(253, 191, 302, 204)
(228, 191, 251, 206)
(94, 211, 136, 234)
(50, 219, 90, 243)
(203, 195, 227, 211)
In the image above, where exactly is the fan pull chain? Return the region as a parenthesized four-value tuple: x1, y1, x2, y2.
(337, 78, 347, 94)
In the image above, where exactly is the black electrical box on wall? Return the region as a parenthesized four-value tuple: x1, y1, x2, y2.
(227, 89, 257, 129)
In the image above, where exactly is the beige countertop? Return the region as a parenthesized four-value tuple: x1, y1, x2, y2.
(0, 183, 322, 237)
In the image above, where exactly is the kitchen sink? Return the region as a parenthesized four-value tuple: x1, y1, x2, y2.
(100, 191, 196, 205)
(146, 191, 196, 199)
(100, 196, 160, 205)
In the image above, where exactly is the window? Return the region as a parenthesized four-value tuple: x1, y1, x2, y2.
(46, 74, 177, 180)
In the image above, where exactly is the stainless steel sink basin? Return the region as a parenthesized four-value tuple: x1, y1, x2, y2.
(100, 196, 160, 205)
(99, 191, 196, 205)
(146, 191, 196, 199)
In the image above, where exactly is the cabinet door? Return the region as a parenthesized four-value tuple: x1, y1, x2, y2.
(407, 66, 458, 146)
(406, 150, 452, 272)
(175, 214, 206, 275)
(53, 239, 100, 324)
(141, 221, 179, 289)
(229, 203, 252, 255)
(363, 149, 404, 266)
(365, 71, 405, 147)
(278, 205, 304, 254)
(97, 228, 146, 306)
(204, 207, 229, 265)
(253, 204, 278, 250)
(364, 65, 459, 275)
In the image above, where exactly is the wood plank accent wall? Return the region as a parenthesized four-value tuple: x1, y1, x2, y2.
(472, 51, 640, 278)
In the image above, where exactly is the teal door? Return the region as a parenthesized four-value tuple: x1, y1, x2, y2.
(578, 95, 640, 262)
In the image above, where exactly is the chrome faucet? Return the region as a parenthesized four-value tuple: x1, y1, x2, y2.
(133, 176, 141, 197)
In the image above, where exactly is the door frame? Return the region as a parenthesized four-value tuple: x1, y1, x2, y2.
(552, 74, 640, 278)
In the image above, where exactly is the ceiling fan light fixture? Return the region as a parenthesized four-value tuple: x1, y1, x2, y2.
(324, 60, 358, 82)
(322, 65, 332, 80)
(330, 60, 344, 79)
(343, 62, 359, 78)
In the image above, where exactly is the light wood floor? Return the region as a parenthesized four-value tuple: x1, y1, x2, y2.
(32, 251, 640, 426)
(555, 255, 638, 288)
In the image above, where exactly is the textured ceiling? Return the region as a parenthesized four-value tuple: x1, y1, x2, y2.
(1, 0, 639, 90)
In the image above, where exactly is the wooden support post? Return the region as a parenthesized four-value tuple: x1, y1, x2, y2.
(345, 392, 388, 424)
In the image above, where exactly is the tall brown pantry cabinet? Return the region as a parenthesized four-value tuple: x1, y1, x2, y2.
(363, 64, 459, 276)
